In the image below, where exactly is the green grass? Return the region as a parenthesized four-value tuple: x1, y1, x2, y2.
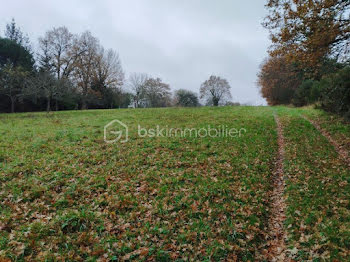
(276, 107, 350, 261)
(301, 107, 350, 152)
(0, 106, 349, 261)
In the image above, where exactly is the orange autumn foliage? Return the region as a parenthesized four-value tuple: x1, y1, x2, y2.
(257, 56, 302, 105)
(263, 0, 350, 76)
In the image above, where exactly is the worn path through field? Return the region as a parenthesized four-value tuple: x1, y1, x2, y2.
(266, 114, 289, 262)
(303, 116, 350, 167)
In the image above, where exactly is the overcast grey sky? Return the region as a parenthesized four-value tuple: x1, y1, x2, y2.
(0, 0, 270, 105)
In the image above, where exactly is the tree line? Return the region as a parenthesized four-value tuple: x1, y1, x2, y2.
(0, 19, 234, 113)
(258, 0, 350, 119)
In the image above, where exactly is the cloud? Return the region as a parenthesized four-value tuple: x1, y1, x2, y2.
(0, 0, 270, 105)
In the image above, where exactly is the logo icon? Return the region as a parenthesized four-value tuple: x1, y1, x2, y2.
(104, 119, 128, 144)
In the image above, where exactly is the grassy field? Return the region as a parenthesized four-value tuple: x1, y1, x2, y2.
(0, 106, 349, 261)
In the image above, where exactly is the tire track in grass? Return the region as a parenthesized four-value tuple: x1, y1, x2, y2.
(266, 114, 289, 262)
(302, 116, 350, 166)
(284, 113, 350, 260)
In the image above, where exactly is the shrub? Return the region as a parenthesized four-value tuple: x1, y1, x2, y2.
(319, 66, 350, 120)
(292, 80, 320, 106)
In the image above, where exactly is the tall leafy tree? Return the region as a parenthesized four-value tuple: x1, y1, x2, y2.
(257, 56, 303, 105)
(264, 0, 350, 76)
(174, 89, 199, 107)
(0, 63, 29, 113)
(0, 38, 34, 71)
(4, 18, 31, 51)
(0, 27, 35, 113)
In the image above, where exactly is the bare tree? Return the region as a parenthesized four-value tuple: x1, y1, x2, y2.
(128, 73, 148, 108)
(73, 31, 99, 109)
(25, 71, 75, 112)
(93, 48, 124, 91)
(25, 71, 58, 112)
(38, 27, 81, 110)
(38, 26, 76, 80)
(200, 75, 232, 106)
(38, 38, 53, 72)
(143, 77, 171, 107)
(92, 48, 125, 108)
